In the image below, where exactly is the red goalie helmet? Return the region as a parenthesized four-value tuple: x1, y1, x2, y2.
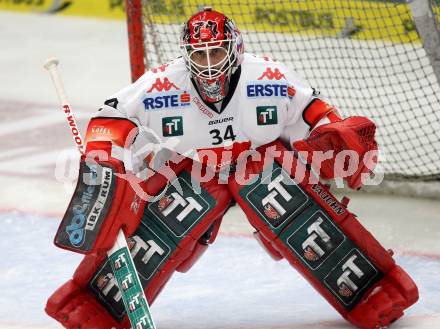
(180, 8, 244, 103)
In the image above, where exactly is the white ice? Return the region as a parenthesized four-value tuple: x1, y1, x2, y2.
(0, 211, 439, 329)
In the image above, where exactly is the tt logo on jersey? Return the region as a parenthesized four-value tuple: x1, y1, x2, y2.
(144, 78, 190, 110)
(247, 68, 296, 99)
(162, 116, 183, 136)
(257, 106, 278, 125)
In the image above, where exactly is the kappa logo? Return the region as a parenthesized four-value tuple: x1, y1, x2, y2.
(147, 77, 178, 93)
(258, 68, 286, 80)
(252, 68, 296, 99)
(151, 63, 169, 74)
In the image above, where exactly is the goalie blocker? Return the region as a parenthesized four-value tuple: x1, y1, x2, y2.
(228, 140, 418, 328)
(53, 149, 145, 254)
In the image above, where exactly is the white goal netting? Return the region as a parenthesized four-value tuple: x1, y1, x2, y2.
(127, 0, 440, 181)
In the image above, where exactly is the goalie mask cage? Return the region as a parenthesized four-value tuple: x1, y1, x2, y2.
(125, 0, 440, 182)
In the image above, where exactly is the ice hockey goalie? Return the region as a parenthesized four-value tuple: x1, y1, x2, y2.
(45, 8, 418, 329)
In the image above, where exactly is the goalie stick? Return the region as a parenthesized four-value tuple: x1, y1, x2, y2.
(44, 57, 156, 329)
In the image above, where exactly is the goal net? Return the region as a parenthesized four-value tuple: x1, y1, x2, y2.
(125, 0, 440, 182)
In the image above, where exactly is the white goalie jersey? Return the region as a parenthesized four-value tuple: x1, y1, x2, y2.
(92, 53, 324, 170)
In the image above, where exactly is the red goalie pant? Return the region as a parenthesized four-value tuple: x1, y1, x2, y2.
(46, 160, 232, 329)
(228, 140, 418, 329)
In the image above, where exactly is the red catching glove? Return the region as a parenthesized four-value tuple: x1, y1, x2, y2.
(293, 116, 378, 189)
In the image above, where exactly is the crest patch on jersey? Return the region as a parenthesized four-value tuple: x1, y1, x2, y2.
(256, 106, 278, 125)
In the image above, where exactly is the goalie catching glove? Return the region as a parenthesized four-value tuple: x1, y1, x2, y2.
(293, 116, 378, 190)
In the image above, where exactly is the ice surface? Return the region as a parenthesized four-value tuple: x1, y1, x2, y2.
(0, 212, 439, 329)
